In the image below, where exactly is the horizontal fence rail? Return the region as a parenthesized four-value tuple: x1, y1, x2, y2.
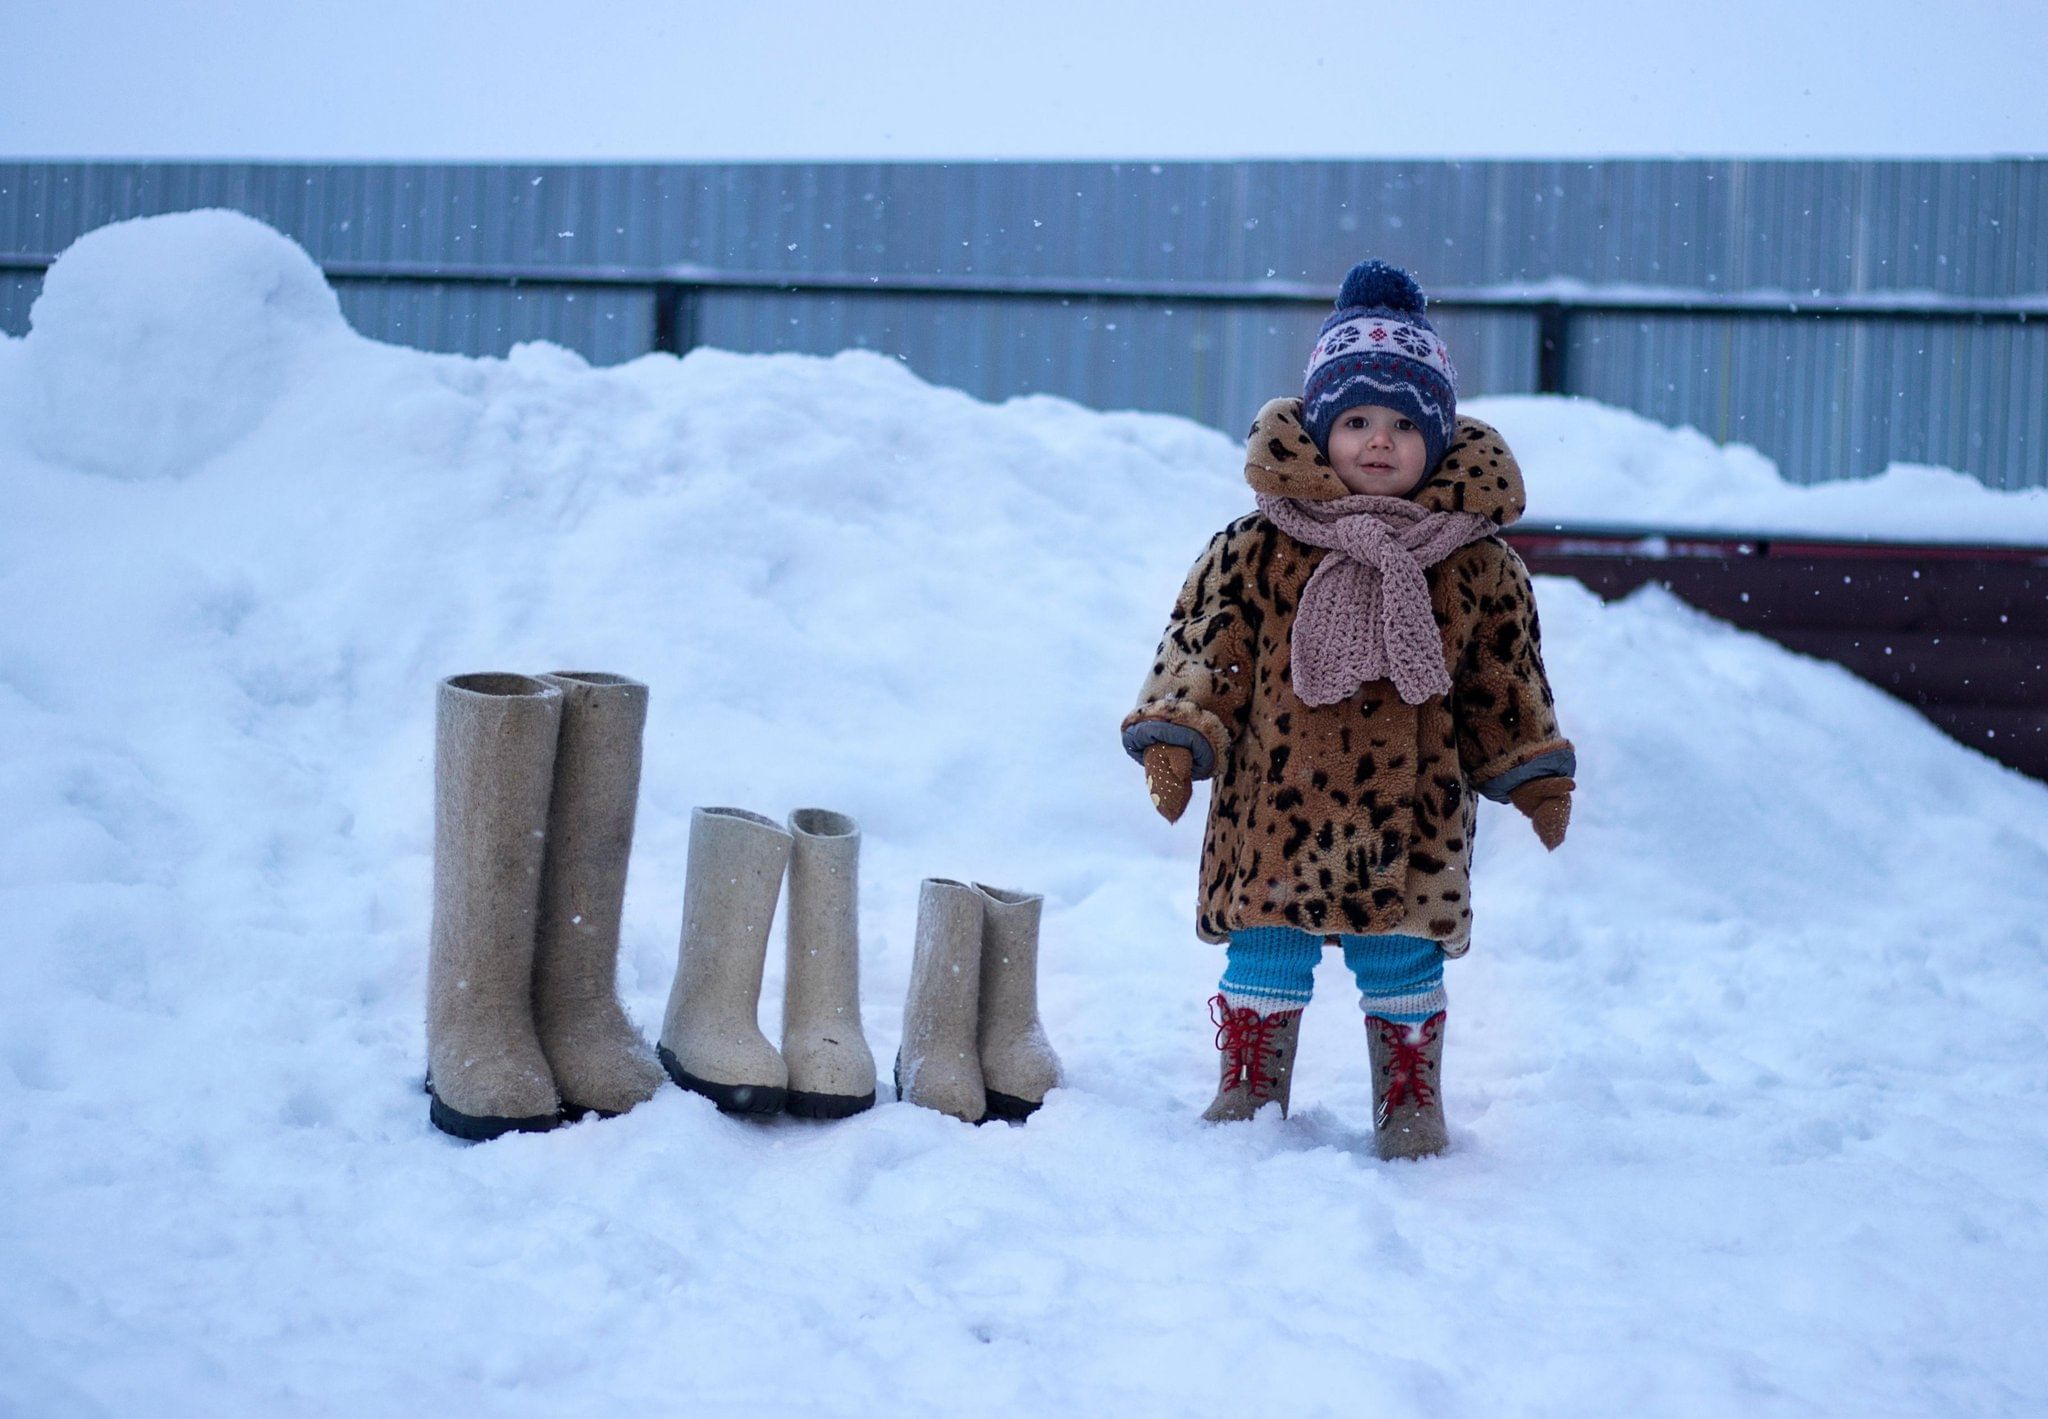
(4, 252, 2040, 405)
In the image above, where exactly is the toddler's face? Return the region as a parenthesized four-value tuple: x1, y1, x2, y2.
(1326, 405, 1429, 497)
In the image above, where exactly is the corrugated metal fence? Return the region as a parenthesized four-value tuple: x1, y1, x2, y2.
(1, 159, 2041, 488)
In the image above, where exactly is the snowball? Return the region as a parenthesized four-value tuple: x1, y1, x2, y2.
(21, 209, 347, 480)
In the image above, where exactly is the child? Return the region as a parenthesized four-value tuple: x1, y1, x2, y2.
(1122, 260, 1575, 1160)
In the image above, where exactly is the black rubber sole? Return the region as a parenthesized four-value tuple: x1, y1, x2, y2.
(983, 1090, 1045, 1123)
(658, 1044, 786, 1115)
(785, 1087, 877, 1120)
(428, 1092, 561, 1142)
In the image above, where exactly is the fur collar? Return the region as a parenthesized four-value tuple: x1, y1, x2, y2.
(1241, 397, 1526, 528)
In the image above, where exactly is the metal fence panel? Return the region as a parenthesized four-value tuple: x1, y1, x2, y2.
(2, 159, 2040, 487)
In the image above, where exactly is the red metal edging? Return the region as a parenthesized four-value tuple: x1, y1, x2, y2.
(1505, 527, 2048, 781)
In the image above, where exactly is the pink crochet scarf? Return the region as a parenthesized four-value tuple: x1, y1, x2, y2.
(1255, 493, 1496, 707)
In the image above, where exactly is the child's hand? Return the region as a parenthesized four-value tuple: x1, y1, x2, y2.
(1143, 743, 1194, 824)
(1509, 776, 1574, 851)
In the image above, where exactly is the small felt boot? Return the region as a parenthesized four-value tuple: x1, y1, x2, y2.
(973, 883, 1062, 1121)
(1368, 1011, 1449, 1160)
(530, 672, 665, 1121)
(780, 808, 877, 1119)
(1201, 994, 1303, 1122)
(896, 878, 986, 1123)
(426, 673, 564, 1141)
(658, 807, 792, 1115)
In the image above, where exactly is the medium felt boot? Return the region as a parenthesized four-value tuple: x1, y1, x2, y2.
(530, 672, 665, 1120)
(780, 808, 877, 1119)
(658, 807, 792, 1115)
(896, 878, 987, 1123)
(426, 673, 564, 1141)
(973, 883, 1062, 1121)
(1201, 995, 1304, 1122)
(1368, 1011, 1449, 1160)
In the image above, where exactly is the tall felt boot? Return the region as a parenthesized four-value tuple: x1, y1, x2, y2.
(658, 807, 791, 1115)
(1368, 1011, 1449, 1160)
(426, 673, 564, 1141)
(530, 672, 665, 1120)
(1201, 995, 1303, 1122)
(896, 878, 986, 1123)
(780, 808, 877, 1119)
(973, 884, 1062, 1121)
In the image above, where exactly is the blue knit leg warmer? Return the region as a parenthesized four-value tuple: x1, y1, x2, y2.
(1341, 934, 1447, 1025)
(1220, 926, 1322, 1015)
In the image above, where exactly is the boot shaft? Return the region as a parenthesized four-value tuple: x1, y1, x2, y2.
(897, 877, 987, 1122)
(781, 808, 877, 1117)
(973, 882, 1062, 1117)
(658, 806, 793, 1110)
(1202, 995, 1303, 1121)
(528, 672, 664, 1117)
(1367, 1011, 1448, 1159)
(533, 672, 646, 1002)
(902, 878, 984, 1056)
(426, 672, 565, 1134)
(666, 805, 792, 1024)
(783, 807, 863, 1032)
(973, 883, 1042, 1024)
(428, 673, 562, 1015)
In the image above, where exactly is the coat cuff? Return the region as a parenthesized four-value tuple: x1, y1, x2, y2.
(1120, 707, 1226, 780)
(1472, 743, 1577, 803)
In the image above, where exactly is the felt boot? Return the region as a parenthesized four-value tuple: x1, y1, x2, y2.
(658, 807, 791, 1115)
(1368, 1011, 1449, 1160)
(530, 672, 665, 1120)
(426, 673, 564, 1141)
(1201, 995, 1303, 1122)
(973, 884, 1062, 1121)
(780, 808, 877, 1119)
(896, 878, 986, 1123)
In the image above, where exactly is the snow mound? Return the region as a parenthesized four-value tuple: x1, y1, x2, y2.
(4, 214, 2048, 1415)
(18, 209, 348, 480)
(1473, 392, 2048, 544)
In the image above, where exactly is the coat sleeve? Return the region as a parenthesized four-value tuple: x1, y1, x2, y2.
(1454, 542, 1577, 801)
(1119, 524, 1257, 782)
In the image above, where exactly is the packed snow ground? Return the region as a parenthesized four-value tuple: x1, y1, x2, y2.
(4, 212, 2047, 1417)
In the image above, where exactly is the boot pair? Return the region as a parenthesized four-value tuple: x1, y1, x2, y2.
(426, 672, 666, 1141)
(896, 879, 1063, 1124)
(1200, 996, 1449, 1160)
(657, 806, 877, 1119)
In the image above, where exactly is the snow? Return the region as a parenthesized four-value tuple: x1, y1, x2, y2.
(4, 212, 2048, 1416)
(0, 1, 2043, 162)
(1477, 394, 2048, 544)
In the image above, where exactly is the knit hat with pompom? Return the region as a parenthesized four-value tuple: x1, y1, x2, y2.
(1301, 260, 1459, 473)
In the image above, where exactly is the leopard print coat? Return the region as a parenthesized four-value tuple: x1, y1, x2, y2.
(1122, 398, 1575, 953)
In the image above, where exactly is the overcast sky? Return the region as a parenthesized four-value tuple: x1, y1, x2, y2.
(2, 1, 2043, 162)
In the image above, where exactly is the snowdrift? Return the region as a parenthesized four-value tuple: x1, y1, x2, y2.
(4, 212, 2047, 1416)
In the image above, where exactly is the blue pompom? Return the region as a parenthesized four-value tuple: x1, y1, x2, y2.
(1335, 260, 1426, 315)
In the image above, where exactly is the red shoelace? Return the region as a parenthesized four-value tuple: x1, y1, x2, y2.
(1210, 994, 1292, 1096)
(1372, 1011, 1444, 1112)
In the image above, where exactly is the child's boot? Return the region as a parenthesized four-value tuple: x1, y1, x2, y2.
(425, 673, 564, 1141)
(530, 672, 666, 1120)
(780, 808, 878, 1119)
(973, 883, 1062, 1122)
(896, 878, 987, 1123)
(1367, 1011, 1448, 1159)
(658, 807, 792, 1115)
(1202, 995, 1303, 1121)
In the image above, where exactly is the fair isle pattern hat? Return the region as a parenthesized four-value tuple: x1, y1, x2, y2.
(1301, 261, 1459, 472)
